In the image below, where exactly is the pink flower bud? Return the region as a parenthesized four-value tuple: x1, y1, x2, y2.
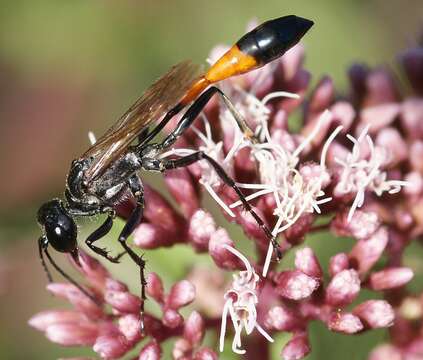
(309, 76, 334, 113)
(326, 269, 360, 306)
(184, 311, 205, 346)
(134, 223, 179, 249)
(401, 99, 423, 140)
(300, 164, 330, 187)
(118, 314, 141, 343)
(45, 323, 98, 346)
(365, 68, 398, 106)
(410, 140, 423, 173)
(326, 141, 350, 167)
(188, 210, 216, 251)
(349, 227, 388, 275)
(369, 344, 402, 360)
(376, 128, 408, 166)
(327, 312, 363, 334)
(331, 101, 355, 132)
(28, 310, 86, 331)
(167, 280, 196, 310)
(270, 128, 297, 153)
(369, 267, 414, 290)
(163, 309, 184, 328)
(146, 272, 165, 304)
(236, 209, 268, 245)
(301, 111, 332, 150)
(143, 185, 185, 233)
(46, 283, 103, 319)
(329, 253, 350, 277)
(405, 339, 423, 356)
(348, 63, 368, 102)
(76, 251, 109, 288)
(399, 47, 423, 95)
(194, 347, 218, 360)
(360, 103, 400, 133)
(139, 340, 162, 360)
(331, 210, 380, 240)
(165, 168, 200, 218)
(234, 147, 256, 178)
(404, 171, 423, 196)
(93, 334, 129, 359)
(264, 306, 300, 332)
(281, 43, 305, 82)
(281, 331, 311, 360)
(208, 228, 243, 270)
(294, 247, 323, 279)
(285, 214, 315, 245)
(105, 278, 128, 292)
(172, 338, 192, 359)
(353, 300, 394, 328)
(275, 270, 319, 300)
(104, 290, 141, 314)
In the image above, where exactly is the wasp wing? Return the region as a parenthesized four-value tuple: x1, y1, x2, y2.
(81, 61, 201, 183)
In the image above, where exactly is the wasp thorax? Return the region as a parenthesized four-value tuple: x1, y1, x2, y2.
(37, 199, 77, 253)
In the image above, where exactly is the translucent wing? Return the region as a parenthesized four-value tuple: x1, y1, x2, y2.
(82, 61, 201, 183)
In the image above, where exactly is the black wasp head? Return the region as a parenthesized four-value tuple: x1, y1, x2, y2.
(37, 199, 77, 253)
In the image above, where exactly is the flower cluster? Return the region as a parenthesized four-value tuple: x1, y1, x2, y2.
(30, 30, 423, 359)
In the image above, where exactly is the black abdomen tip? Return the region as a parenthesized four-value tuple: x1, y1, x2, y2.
(282, 15, 314, 41)
(237, 15, 314, 65)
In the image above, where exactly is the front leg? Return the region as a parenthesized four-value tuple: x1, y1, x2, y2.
(85, 213, 126, 263)
(116, 174, 147, 332)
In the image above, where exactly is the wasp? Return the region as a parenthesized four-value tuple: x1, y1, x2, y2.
(37, 15, 313, 327)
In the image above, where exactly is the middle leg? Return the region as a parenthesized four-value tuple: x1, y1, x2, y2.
(157, 151, 282, 261)
(116, 174, 147, 332)
(85, 213, 126, 264)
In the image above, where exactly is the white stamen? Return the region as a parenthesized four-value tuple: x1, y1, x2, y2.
(262, 243, 274, 277)
(336, 125, 408, 221)
(222, 244, 253, 280)
(262, 91, 300, 105)
(320, 125, 343, 168)
(203, 182, 235, 217)
(88, 131, 97, 145)
(293, 110, 332, 158)
(219, 300, 231, 352)
(219, 245, 273, 354)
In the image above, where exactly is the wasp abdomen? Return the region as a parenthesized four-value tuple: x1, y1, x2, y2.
(201, 15, 313, 88)
(181, 16, 313, 106)
(237, 15, 314, 65)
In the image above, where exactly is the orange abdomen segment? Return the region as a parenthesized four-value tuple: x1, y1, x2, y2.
(205, 45, 259, 83)
(179, 45, 258, 106)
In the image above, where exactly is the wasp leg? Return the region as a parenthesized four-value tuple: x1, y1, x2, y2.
(116, 174, 147, 333)
(85, 215, 126, 263)
(159, 152, 282, 261)
(38, 236, 101, 306)
(141, 86, 255, 148)
(137, 126, 150, 144)
(138, 103, 184, 146)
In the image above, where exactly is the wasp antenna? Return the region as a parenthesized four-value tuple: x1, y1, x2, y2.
(43, 246, 101, 307)
(38, 237, 53, 283)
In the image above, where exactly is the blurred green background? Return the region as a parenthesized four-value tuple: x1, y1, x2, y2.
(0, 0, 422, 359)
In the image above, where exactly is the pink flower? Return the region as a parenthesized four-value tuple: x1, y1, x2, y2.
(30, 25, 422, 360)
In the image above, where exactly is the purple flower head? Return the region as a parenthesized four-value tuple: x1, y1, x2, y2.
(30, 23, 422, 360)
